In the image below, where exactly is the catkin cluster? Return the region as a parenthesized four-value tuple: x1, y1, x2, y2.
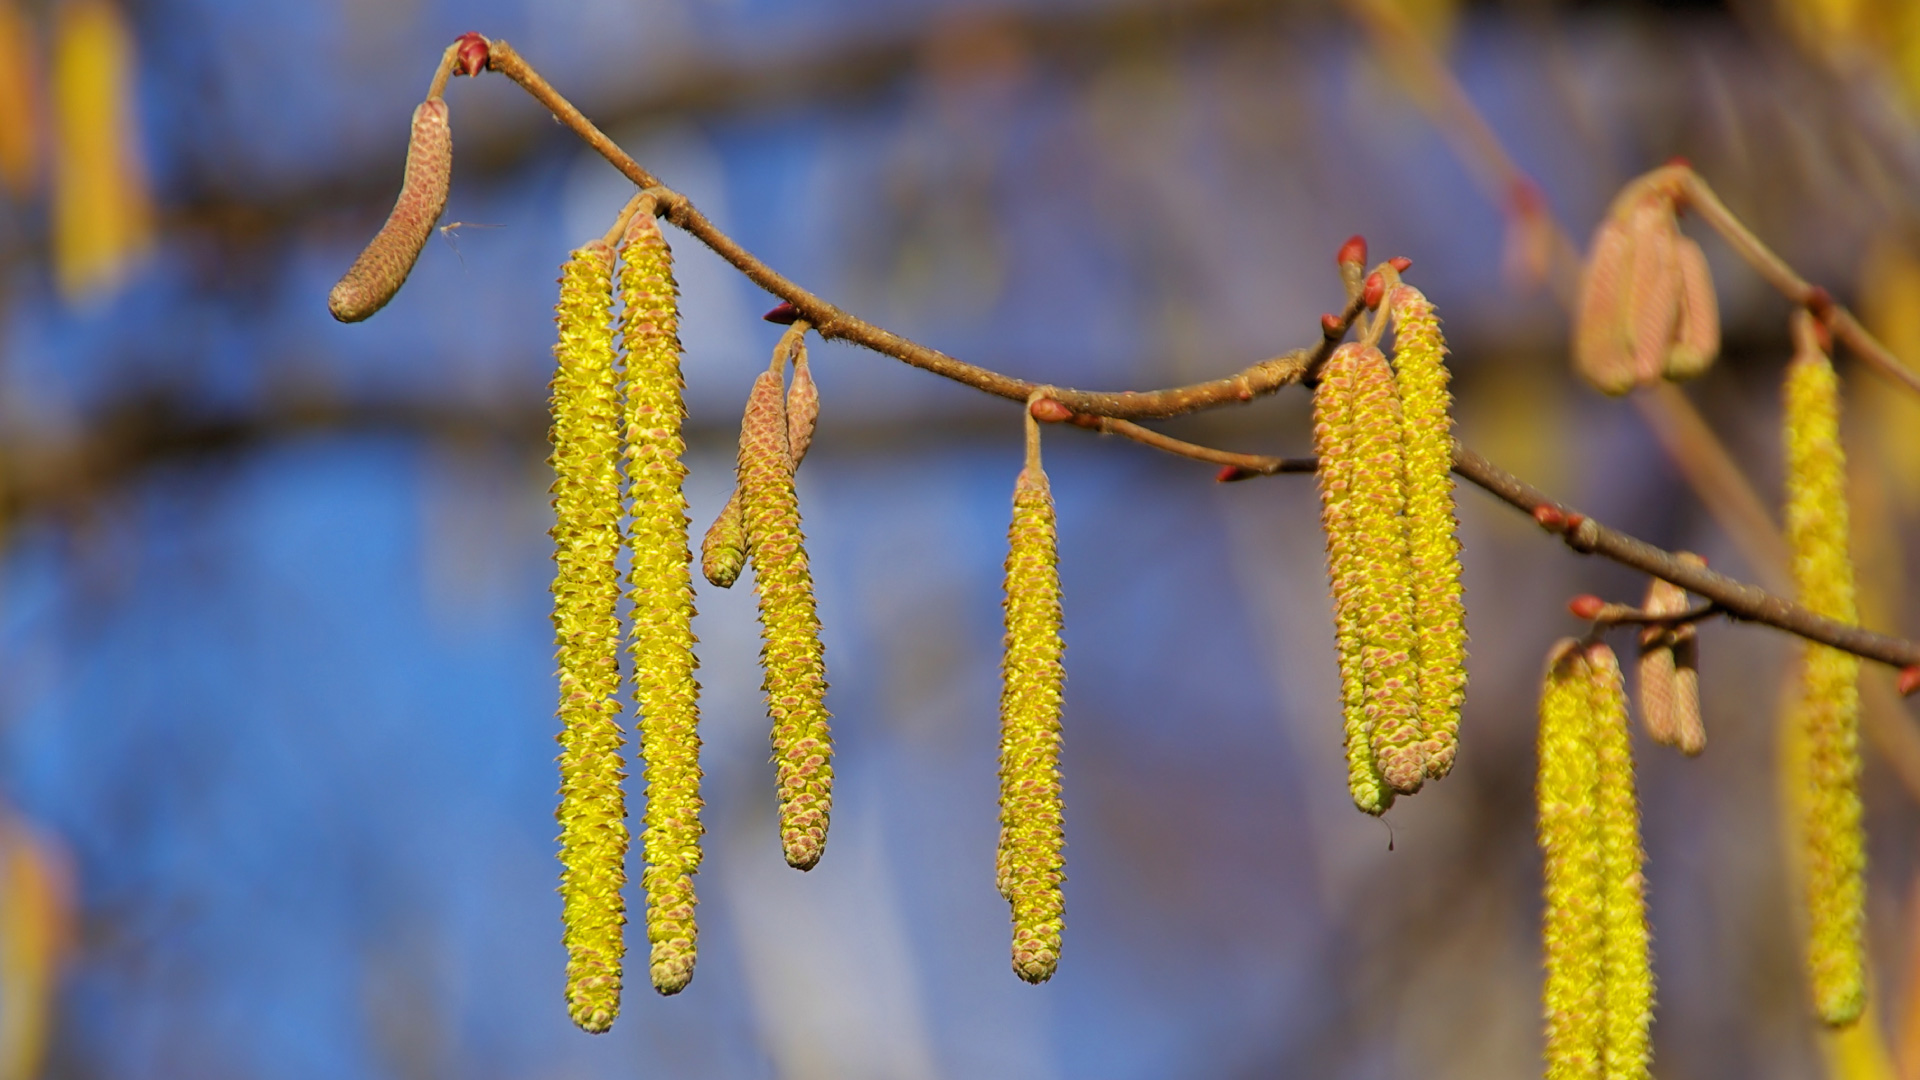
(1537, 641, 1653, 1080)
(1312, 287, 1467, 813)
(1572, 167, 1719, 395)
(1781, 311, 1866, 1028)
(736, 348, 834, 871)
(546, 207, 717, 1031)
(997, 422, 1066, 984)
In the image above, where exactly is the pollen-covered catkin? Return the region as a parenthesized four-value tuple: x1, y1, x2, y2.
(329, 98, 452, 322)
(998, 451, 1066, 984)
(618, 211, 704, 996)
(1587, 644, 1652, 1080)
(1389, 286, 1467, 780)
(549, 241, 627, 1034)
(1539, 639, 1604, 1080)
(738, 364, 834, 870)
(1313, 343, 1393, 815)
(1343, 346, 1424, 795)
(1782, 311, 1866, 1027)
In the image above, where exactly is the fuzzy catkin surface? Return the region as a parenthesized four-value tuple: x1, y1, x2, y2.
(619, 214, 704, 995)
(1783, 348, 1866, 1027)
(549, 242, 627, 1033)
(998, 465, 1065, 983)
(328, 99, 451, 322)
(737, 370, 833, 870)
(1389, 287, 1467, 780)
(1588, 647, 1652, 1080)
(1538, 643, 1603, 1080)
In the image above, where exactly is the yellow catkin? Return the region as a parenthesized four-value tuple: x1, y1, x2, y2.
(1783, 312, 1867, 1027)
(737, 361, 833, 870)
(1587, 644, 1653, 1080)
(1346, 346, 1424, 795)
(51, 0, 152, 301)
(328, 97, 451, 322)
(1538, 639, 1604, 1080)
(617, 211, 704, 996)
(1389, 286, 1468, 780)
(549, 242, 627, 1034)
(998, 430, 1066, 984)
(1313, 343, 1393, 814)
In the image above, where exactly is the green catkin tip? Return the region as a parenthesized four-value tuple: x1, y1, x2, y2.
(1538, 639, 1603, 1080)
(1313, 343, 1394, 814)
(999, 455, 1066, 984)
(738, 362, 833, 871)
(1389, 286, 1468, 781)
(701, 491, 747, 589)
(617, 210, 705, 995)
(1587, 644, 1652, 1080)
(1783, 313, 1866, 1027)
(550, 240, 627, 1033)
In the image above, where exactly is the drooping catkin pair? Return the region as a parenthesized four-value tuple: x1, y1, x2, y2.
(701, 341, 818, 590)
(549, 208, 707, 1031)
(998, 402, 1066, 983)
(1538, 640, 1653, 1080)
(1635, 561, 1705, 756)
(1781, 309, 1866, 1027)
(1572, 167, 1719, 395)
(1312, 286, 1467, 813)
(735, 331, 834, 871)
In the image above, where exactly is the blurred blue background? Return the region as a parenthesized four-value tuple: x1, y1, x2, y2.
(2, 0, 1920, 1076)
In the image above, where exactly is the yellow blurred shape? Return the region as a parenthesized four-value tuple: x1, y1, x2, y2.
(51, 0, 151, 301)
(0, 0, 40, 197)
(1857, 239, 1920, 510)
(1386, 0, 1459, 49)
(0, 820, 71, 1080)
(1822, 1008, 1899, 1080)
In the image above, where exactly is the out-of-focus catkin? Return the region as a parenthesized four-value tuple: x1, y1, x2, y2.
(1313, 343, 1393, 815)
(617, 211, 704, 996)
(328, 97, 452, 322)
(549, 242, 627, 1034)
(1588, 644, 1652, 1080)
(998, 414, 1066, 984)
(1782, 310, 1866, 1027)
(737, 358, 833, 870)
(1572, 168, 1719, 394)
(1635, 561, 1704, 756)
(1389, 285, 1468, 780)
(1539, 640, 1604, 1079)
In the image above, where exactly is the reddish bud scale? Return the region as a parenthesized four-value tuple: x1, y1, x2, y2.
(1338, 235, 1368, 269)
(1569, 594, 1606, 621)
(453, 32, 489, 76)
(762, 301, 800, 324)
(1900, 666, 1920, 697)
(1028, 398, 1073, 424)
(1387, 256, 1412, 273)
(1534, 505, 1566, 530)
(328, 99, 453, 322)
(1321, 313, 1345, 337)
(1216, 465, 1252, 483)
(1362, 273, 1385, 310)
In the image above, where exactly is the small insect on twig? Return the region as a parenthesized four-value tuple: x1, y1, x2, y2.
(437, 221, 504, 267)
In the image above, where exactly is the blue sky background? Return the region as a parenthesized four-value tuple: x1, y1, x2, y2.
(1, 1, 1918, 1077)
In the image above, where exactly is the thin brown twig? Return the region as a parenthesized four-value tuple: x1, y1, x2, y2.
(467, 37, 1920, 687)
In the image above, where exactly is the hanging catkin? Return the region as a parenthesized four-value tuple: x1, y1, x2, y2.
(549, 241, 627, 1034)
(1782, 310, 1866, 1027)
(998, 404, 1066, 984)
(1313, 343, 1397, 813)
(1388, 285, 1468, 780)
(737, 350, 834, 870)
(617, 210, 704, 996)
(1588, 644, 1652, 1080)
(703, 338, 819, 589)
(329, 97, 452, 322)
(1538, 639, 1604, 1079)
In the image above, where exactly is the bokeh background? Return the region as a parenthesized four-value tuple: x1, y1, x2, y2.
(1, 0, 1920, 1076)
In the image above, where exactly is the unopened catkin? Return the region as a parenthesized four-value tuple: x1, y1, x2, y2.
(1539, 640, 1604, 1079)
(1588, 644, 1652, 1080)
(737, 358, 833, 870)
(618, 211, 704, 996)
(1635, 561, 1704, 756)
(703, 339, 819, 590)
(1389, 286, 1468, 780)
(1313, 343, 1393, 814)
(549, 241, 627, 1034)
(1782, 310, 1866, 1027)
(329, 98, 452, 322)
(998, 414, 1066, 984)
